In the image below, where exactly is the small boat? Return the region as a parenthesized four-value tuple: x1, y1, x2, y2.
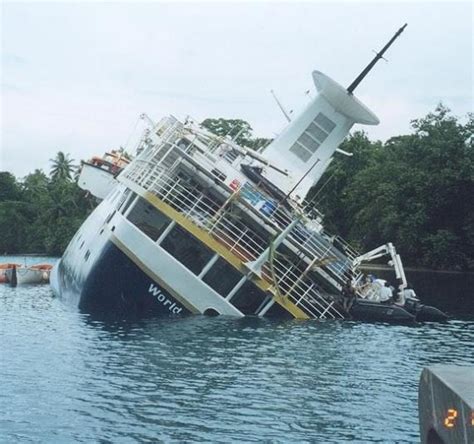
(349, 299, 416, 323)
(5, 264, 52, 286)
(350, 245, 448, 323)
(0, 263, 21, 283)
(403, 298, 448, 322)
(344, 285, 448, 323)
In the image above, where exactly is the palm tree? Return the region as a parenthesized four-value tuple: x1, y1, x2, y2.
(50, 151, 75, 182)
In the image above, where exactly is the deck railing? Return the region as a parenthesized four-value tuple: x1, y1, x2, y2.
(120, 121, 363, 319)
(261, 256, 345, 319)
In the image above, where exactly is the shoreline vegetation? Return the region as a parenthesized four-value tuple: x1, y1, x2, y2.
(1, 106, 472, 271)
(360, 264, 474, 275)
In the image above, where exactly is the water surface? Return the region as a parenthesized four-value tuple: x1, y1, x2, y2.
(1, 259, 473, 443)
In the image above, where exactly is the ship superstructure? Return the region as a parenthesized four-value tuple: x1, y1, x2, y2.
(51, 25, 415, 320)
(78, 150, 131, 200)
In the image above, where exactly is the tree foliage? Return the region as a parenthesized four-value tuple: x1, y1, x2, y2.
(50, 151, 75, 182)
(1, 107, 472, 271)
(201, 117, 272, 150)
(308, 105, 474, 270)
(0, 155, 95, 256)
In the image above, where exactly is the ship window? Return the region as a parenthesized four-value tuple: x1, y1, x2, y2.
(289, 143, 312, 162)
(290, 113, 336, 163)
(230, 281, 267, 315)
(202, 258, 242, 296)
(298, 132, 321, 153)
(306, 122, 329, 143)
(161, 225, 213, 275)
(127, 197, 170, 241)
(314, 112, 336, 133)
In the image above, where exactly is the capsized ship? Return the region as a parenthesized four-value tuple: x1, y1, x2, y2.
(52, 24, 432, 320)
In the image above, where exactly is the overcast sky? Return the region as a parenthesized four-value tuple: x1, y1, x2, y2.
(1, 1, 472, 178)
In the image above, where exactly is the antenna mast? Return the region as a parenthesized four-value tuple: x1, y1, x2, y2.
(270, 89, 292, 123)
(347, 23, 407, 94)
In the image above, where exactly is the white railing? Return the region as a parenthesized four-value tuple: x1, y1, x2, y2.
(123, 163, 350, 314)
(120, 121, 364, 319)
(261, 255, 345, 319)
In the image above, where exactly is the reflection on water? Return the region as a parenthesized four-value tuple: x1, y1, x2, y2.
(1, 281, 473, 443)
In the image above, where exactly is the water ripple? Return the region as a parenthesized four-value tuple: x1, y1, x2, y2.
(1, 284, 473, 443)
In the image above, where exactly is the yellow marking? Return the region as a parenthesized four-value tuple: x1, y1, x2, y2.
(120, 176, 310, 319)
(121, 177, 270, 286)
(273, 295, 310, 319)
(110, 234, 200, 314)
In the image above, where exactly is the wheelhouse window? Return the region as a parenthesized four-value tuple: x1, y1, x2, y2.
(127, 197, 170, 241)
(161, 225, 213, 275)
(202, 258, 242, 297)
(229, 281, 268, 315)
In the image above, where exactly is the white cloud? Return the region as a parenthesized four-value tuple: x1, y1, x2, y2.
(1, 1, 472, 177)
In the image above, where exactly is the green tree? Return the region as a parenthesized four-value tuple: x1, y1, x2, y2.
(1, 108, 472, 270)
(248, 137, 273, 151)
(306, 131, 382, 242)
(0, 201, 31, 254)
(201, 118, 271, 149)
(0, 165, 95, 255)
(201, 118, 252, 144)
(20, 169, 52, 252)
(0, 172, 28, 253)
(40, 177, 94, 255)
(0, 172, 21, 201)
(310, 105, 474, 270)
(50, 151, 76, 182)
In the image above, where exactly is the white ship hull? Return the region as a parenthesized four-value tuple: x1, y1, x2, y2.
(51, 186, 252, 317)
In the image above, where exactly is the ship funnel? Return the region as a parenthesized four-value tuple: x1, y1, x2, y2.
(259, 24, 407, 201)
(259, 71, 379, 200)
